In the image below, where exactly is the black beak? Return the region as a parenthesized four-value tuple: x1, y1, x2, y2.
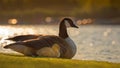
(72, 24, 79, 28)
(74, 25, 79, 28)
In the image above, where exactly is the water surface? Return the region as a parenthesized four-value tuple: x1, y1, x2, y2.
(0, 25, 120, 63)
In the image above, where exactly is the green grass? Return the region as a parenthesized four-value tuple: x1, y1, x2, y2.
(0, 53, 120, 68)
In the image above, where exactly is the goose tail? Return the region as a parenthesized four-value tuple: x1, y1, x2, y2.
(3, 41, 23, 49)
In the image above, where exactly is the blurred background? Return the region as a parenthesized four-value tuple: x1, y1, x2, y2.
(0, 0, 120, 25)
(0, 0, 120, 63)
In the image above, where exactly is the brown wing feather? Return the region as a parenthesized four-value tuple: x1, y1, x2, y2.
(4, 35, 70, 58)
(21, 35, 69, 58)
(21, 35, 68, 50)
(6, 34, 43, 41)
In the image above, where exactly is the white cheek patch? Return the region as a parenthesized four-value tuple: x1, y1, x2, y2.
(65, 37, 77, 55)
(65, 20, 71, 27)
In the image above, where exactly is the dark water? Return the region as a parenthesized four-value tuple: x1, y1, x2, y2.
(0, 25, 120, 63)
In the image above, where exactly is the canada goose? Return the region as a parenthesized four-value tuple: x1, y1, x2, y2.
(4, 18, 78, 59)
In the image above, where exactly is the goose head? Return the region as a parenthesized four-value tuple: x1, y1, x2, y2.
(63, 18, 78, 28)
(59, 18, 78, 39)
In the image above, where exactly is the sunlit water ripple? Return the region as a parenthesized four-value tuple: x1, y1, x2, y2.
(0, 25, 120, 63)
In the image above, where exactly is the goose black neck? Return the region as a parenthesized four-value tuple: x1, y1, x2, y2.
(59, 19, 69, 39)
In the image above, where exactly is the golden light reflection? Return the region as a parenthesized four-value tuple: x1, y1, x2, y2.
(112, 41, 116, 45)
(45, 17, 52, 23)
(103, 28, 112, 37)
(77, 18, 94, 25)
(8, 19, 18, 25)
